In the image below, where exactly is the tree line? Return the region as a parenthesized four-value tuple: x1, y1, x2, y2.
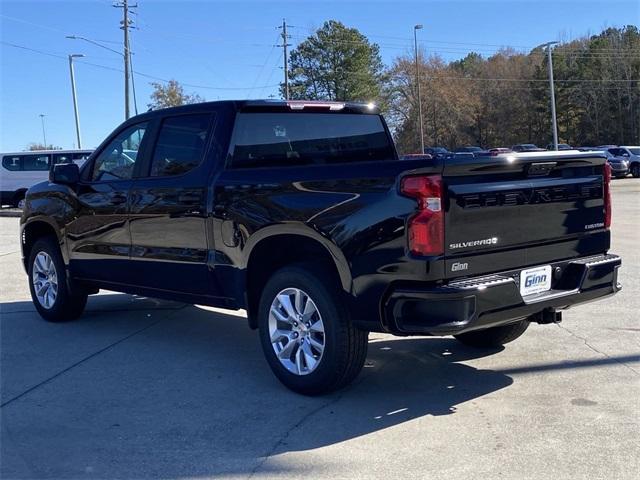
(149, 21, 639, 155)
(386, 26, 640, 153)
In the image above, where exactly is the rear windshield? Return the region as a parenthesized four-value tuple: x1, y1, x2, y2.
(229, 112, 395, 168)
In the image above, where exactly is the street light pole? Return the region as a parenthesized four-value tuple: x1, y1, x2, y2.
(68, 54, 84, 149)
(544, 41, 560, 150)
(414, 24, 424, 153)
(39, 114, 47, 147)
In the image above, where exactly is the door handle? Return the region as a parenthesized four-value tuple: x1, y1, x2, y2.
(178, 193, 201, 203)
(111, 194, 127, 205)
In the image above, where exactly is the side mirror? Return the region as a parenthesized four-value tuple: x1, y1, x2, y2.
(50, 162, 80, 185)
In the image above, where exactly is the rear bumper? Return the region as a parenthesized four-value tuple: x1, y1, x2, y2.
(383, 253, 621, 336)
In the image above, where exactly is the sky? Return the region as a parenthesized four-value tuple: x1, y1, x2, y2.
(1, 0, 638, 151)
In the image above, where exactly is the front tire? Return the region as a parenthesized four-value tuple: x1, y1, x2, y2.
(28, 236, 87, 322)
(258, 264, 368, 395)
(454, 319, 529, 348)
(630, 163, 640, 178)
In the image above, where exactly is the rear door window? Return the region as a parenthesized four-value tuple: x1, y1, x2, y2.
(53, 153, 72, 164)
(23, 154, 51, 171)
(229, 112, 395, 168)
(149, 114, 211, 177)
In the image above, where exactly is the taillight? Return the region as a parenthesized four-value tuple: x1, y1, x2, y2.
(603, 162, 612, 228)
(401, 175, 444, 256)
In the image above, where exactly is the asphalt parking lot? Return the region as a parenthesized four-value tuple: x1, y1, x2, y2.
(1, 179, 638, 480)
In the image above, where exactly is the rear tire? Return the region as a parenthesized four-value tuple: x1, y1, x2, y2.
(454, 319, 529, 348)
(631, 163, 640, 178)
(28, 236, 87, 322)
(258, 264, 368, 395)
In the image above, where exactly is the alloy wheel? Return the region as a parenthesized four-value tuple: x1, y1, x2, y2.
(268, 288, 325, 375)
(32, 251, 58, 309)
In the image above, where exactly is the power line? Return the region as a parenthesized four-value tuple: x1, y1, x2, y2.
(258, 52, 284, 98)
(247, 33, 280, 99)
(0, 40, 280, 91)
(290, 25, 639, 55)
(287, 33, 640, 59)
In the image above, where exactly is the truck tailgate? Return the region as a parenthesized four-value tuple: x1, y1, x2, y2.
(443, 152, 610, 279)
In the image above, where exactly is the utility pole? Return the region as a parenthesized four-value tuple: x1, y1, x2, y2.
(127, 33, 139, 115)
(114, 0, 136, 119)
(414, 24, 424, 153)
(39, 114, 47, 147)
(544, 41, 559, 150)
(278, 19, 291, 100)
(68, 54, 84, 149)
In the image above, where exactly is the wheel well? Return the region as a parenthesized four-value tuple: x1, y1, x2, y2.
(245, 235, 346, 329)
(22, 221, 58, 269)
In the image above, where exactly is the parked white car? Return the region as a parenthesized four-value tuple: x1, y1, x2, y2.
(0, 150, 93, 207)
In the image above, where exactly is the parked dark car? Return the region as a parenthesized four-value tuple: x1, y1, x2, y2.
(454, 146, 487, 156)
(400, 153, 433, 161)
(424, 146, 450, 159)
(20, 100, 622, 395)
(487, 147, 512, 156)
(511, 143, 546, 152)
(546, 143, 573, 151)
(445, 152, 475, 160)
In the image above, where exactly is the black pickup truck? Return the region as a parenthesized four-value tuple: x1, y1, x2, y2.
(20, 100, 621, 394)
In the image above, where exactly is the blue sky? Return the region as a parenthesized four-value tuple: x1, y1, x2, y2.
(1, 0, 637, 151)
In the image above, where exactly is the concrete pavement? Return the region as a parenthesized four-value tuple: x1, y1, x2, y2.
(1, 180, 639, 479)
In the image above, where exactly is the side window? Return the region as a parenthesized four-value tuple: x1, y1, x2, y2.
(72, 152, 91, 161)
(149, 114, 211, 177)
(23, 154, 51, 171)
(2, 156, 22, 171)
(92, 123, 148, 182)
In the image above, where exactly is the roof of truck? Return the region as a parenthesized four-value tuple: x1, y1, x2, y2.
(145, 99, 379, 116)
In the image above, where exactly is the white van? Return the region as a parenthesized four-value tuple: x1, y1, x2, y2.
(0, 149, 93, 207)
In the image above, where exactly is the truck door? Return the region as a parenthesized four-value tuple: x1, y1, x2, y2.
(67, 122, 150, 285)
(128, 111, 221, 300)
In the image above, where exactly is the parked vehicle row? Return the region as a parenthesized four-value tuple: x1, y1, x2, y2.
(404, 143, 639, 178)
(580, 146, 640, 178)
(0, 150, 93, 207)
(21, 100, 621, 395)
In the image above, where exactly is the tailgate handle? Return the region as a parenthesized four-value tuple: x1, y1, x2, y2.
(527, 162, 557, 176)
